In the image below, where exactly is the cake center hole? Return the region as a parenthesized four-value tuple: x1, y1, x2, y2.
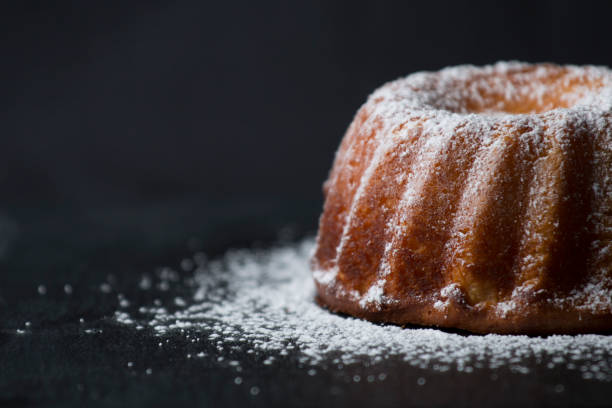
(446, 69, 600, 115)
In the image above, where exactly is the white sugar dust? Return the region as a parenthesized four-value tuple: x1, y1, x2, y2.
(115, 238, 612, 381)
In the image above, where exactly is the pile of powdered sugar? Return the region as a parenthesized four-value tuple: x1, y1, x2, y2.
(114, 238, 612, 382)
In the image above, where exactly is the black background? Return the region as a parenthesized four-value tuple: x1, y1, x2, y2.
(3, 0, 612, 212)
(2, 1, 612, 407)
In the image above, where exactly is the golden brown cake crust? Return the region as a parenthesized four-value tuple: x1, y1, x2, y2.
(312, 62, 612, 334)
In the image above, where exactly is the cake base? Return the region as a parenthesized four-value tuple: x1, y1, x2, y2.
(315, 284, 612, 335)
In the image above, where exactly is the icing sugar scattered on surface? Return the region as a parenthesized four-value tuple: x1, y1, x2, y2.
(115, 238, 612, 382)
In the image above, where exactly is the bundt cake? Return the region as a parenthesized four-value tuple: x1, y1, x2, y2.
(312, 62, 612, 334)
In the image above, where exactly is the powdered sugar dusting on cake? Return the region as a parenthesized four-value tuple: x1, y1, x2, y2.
(115, 238, 612, 382)
(372, 118, 457, 306)
(434, 283, 462, 312)
(358, 279, 386, 308)
(315, 61, 612, 317)
(379, 61, 612, 116)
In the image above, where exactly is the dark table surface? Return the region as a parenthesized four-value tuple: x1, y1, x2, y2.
(1, 196, 610, 407)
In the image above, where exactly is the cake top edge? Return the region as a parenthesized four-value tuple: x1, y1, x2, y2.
(368, 61, 612, 118)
